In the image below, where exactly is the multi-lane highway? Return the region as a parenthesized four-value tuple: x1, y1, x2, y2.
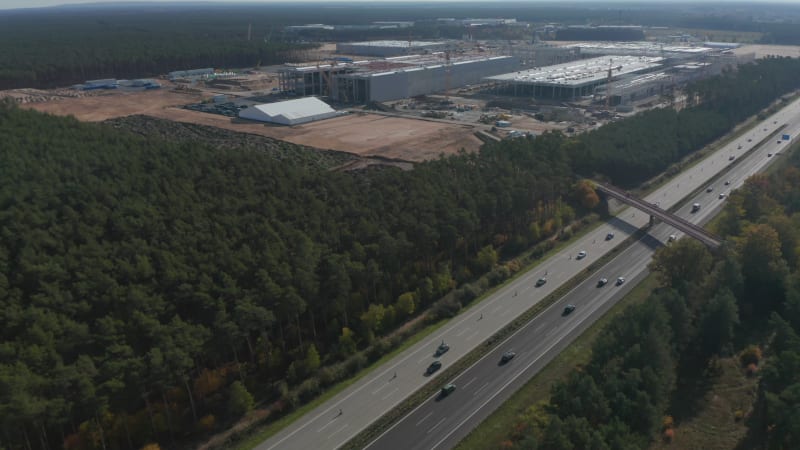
(257, 97, 800, 450)
(366, 99, 800, 450)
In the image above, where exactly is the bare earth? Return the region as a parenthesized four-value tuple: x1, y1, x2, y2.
(21, 87, 482, 162)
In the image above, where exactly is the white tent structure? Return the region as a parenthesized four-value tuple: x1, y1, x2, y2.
(239, 97, 339, 125)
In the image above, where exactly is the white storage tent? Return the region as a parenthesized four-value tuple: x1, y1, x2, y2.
(239, 97, 339, 125)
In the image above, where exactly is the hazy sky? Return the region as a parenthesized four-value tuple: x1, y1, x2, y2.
(0, 0, 793, 10)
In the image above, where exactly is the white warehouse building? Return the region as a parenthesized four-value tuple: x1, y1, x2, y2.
(238, 97, 340, 125)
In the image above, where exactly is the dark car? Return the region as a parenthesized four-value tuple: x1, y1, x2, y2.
(440, 383, 456, 396)
(426, 361, 442, 375)
(501, 351, 516, 363)
(435, 343, 450, 357)
(597, 278, 608, 287)
(562, 304, 576, 316)
(605, 233, 615, 241)
(535, 277, 547, 287)
(616, 277, 626, 286)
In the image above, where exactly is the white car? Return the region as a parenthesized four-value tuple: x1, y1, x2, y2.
(719, 193, 726, 199)
(576, 250, 587, 260)
(668, 234, 676, 242)
(616, 277, 626, 286)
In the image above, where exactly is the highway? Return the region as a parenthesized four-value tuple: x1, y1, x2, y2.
(366, 98, 800, 450)
(256, 96, 800, 450)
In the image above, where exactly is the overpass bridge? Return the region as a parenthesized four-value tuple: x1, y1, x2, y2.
(594, 181, 722, 249)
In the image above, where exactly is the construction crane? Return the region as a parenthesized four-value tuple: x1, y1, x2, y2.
(605, 59, 614, 110)
(444, 49, 452, 103)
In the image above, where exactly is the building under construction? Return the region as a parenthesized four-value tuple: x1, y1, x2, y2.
(278, 53, 518, 103)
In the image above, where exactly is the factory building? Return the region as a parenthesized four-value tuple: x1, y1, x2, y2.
(485, 55, 664, 99)
(279, 54, 518, 103)
(564, 42, 714, 60)
(336, 40, 448, 57)
(238, 97, 341, 125)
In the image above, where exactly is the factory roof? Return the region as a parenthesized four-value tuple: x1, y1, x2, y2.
(238, 97, 338, 125)
(486, 55, 664, 87)
(341, 40, 442, 48)
(608, 71, 672, 91)
(566, 42, 713, 56)
(284, 54, 514, 78)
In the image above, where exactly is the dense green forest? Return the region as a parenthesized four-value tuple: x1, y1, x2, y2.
(0, 101, 578, 449)
(2, 55, 800, 449)
(497, 139, 800, 449)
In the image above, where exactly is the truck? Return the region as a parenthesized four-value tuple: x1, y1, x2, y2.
(495, 120, 511, 127)
(782, 134, 791, 141)
(691, 203, 701, 213)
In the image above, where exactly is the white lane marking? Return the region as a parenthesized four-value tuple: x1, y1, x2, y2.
(371, 383, 388, 395)
(427, 417, 447, 434)
(546, 326, 559, 337)
(491, 305, 502, 314)
(463, 377, 477, 389)
(415, 412, 433, 427)
(466, 330, 480, 341)
(473, 382, 489, 397)
(418, 355, 430, 365)
(327, 424, 348, 440)
(501, 308, 512, 317)
(456, 328, 469, 337)
(381, 387, 399, 401)
(316, 419, 336, 433)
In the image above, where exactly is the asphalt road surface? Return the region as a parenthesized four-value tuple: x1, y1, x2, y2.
(366, 99, 800, 450)
(257, 97, 800, 450)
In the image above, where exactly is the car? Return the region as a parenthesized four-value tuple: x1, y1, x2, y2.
(748, 138, 752, 142)
(768, 153, 773, 157)
(668, 234, 677, 242)
(440, 383, 456, 396)
(729, 155, 735, 161)
(426, 361, 442, 375)
(778, 140, 782, 144)
(737, 145, 741, 149)
(500, 351, 516, 363)
(719, 193, 726, 199)
(616, 277, 626, 286)
(576, 250, 587, 260)
(724, 180, 731, 185)
(597, 278, 608, 287)
(535, 277, 547, 287)
(562, 304, 576, 315)
(706, 186, 714, 193)
(435, 342, 450, 357)
(605, 233, 615, 241)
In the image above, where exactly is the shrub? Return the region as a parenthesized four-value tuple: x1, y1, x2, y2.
(734, 410, 745, 422)
(746, 363, 759, 377)
(197, 414, 216, 432)
(662, 415, 674, 430)
(662, 428, 675, 443)
(739, 345, 762, 367)
(228, 381, 255, 418)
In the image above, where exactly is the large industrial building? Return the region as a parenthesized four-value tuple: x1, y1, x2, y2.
(564, 42, 714, 59)
(336, 40, 448, 57)
(485, 55, 664, 99)
(238, 97, 341, 125)
(279, 53, 518, 103)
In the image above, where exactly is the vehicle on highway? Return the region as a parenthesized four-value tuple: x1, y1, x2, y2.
(562, 304, 576, 315)
(777, 140, 782, 144)
(435, 342, 450, 357)
(668, 234, 676, 242)
(725, 180, 731, 185)
(691, 203, 701, 213)
(500, 351, 516, 363)
(605, 232, 615, 240)
(706, 186, 714, 193)
(616, 277, 626, 286)
(597, 278, 608, 287)
(737, 145, 741, 149)
(768, 153, 773, 157)
(719, 193, 726, 199)
(535, 277, 547, 287)
(729, 155, 735, 161)
(576, 250, 587, 260)
(748, 138, 752, 142)
(440, 383, 456, 397)
(426, 361, 442, 375)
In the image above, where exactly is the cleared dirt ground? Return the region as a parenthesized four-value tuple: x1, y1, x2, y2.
(21, 87, 482, 162)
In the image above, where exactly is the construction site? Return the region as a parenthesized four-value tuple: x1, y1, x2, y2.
(2, 36, 761, 163)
